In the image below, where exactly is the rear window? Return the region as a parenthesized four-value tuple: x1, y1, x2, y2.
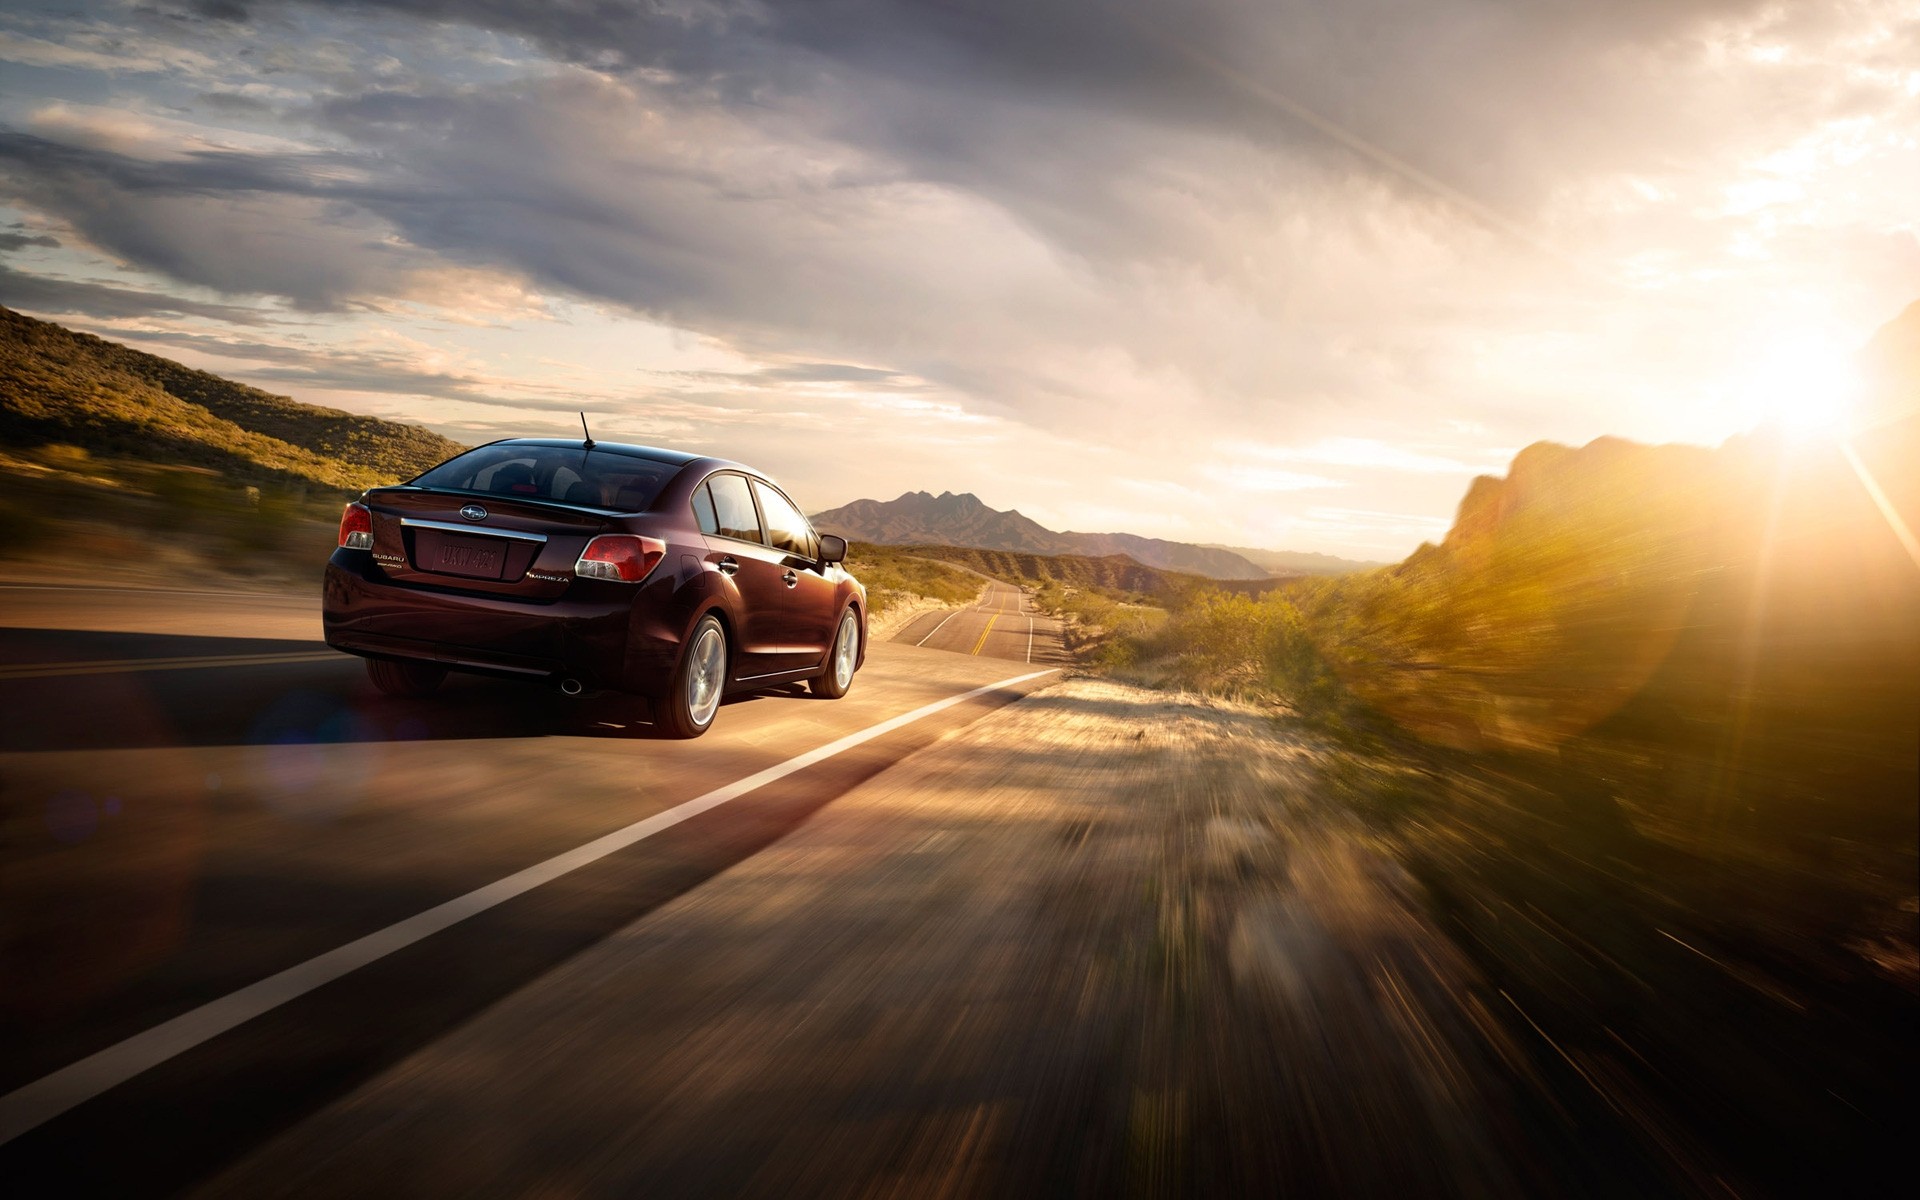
(752, 479, 817, 558)
(412, 445, 678, 511)
(690, 483, 720, 535)
(705, 473, 763, 543)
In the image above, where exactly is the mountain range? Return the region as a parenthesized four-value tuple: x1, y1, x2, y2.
(1199, 544, 1391, 575)
(810, 490, 1381, 580)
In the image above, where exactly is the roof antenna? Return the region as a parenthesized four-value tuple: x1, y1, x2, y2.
(578, 411, 596, 449)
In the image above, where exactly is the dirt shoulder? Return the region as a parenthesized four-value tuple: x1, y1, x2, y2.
(202, 677, 1555, 1199)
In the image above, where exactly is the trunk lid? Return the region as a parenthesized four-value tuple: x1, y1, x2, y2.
(362, 487, 618, 600)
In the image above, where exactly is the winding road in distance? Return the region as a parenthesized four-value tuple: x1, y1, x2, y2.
(892, 579, 1069, 665)
(0, 579, 1065, 1194)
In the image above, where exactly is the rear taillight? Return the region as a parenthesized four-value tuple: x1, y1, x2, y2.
(338, 502, 374, 550)
(576, 534, 666, 583)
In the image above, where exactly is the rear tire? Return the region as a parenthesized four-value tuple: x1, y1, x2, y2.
(366, 657, 446, 698)
(653, 615, 727, 738)
(808, 608, 860, 699)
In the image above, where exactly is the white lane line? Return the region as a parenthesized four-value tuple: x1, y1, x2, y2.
(0, 667, 1058, 1146)
(1027, 616, 1034, 664)
(0, 651, 338, 681)
(914, 609, 962, 647)
(0, 584, 305, 601)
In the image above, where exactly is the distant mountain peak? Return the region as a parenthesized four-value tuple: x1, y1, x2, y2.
(813, 491, 1320, 579)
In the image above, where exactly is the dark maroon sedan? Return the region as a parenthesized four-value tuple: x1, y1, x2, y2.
(323, 438, 866, 737)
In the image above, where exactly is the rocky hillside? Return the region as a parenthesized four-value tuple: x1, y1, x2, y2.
(0, 306, 465, 491)
(814, 489, 1271, 579)
(886, 542, 1192, 598)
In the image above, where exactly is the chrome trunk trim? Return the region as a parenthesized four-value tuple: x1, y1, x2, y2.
(398, 517, 549, 543)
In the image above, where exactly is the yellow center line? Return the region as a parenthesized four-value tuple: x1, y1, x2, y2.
(969, 614, 999, 656)
(0, 651, 340, 681)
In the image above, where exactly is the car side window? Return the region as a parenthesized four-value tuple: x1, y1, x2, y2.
(751, 480, 816, 558)
(690, 483, 720, 535)
(705, 473, 763, 543)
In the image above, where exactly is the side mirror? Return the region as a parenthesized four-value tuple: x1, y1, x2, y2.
(818, 534, 847, 564)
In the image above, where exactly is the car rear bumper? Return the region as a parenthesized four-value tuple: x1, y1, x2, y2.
(322, 551, 687, 694)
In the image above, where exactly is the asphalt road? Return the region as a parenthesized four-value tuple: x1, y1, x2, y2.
(0, 582, 1889, 1197)
(891, 580, 1068, 664)
(0, 582, 1059, 1194)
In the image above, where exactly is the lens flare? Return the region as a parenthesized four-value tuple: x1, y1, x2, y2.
(1736, 333, 1861, 439)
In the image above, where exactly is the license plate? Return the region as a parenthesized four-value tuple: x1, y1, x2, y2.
(431, 537, 506, 579)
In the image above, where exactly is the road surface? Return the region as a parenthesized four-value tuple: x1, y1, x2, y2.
(2, 582, 1854, 1197)
(0, 582, 1060, 1194)
(890, 580, 1067, 664)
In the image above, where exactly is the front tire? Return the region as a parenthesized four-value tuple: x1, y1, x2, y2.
(653, 615, 727, 738)
(808, 608, 860, 699)
(366, 657, 446, 698)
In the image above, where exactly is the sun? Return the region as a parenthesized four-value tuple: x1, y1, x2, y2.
(1735, 333, 1862, 439)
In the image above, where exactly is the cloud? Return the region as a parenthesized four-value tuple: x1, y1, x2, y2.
(1219, 466, 1344, 493)
(1243, 437, 1496, 475)
(88, 322, 549, 411)
(0, 29, 222, 78)
(0, 0, 1914, 556)
(173, 1, 1898, 228)
(753, 363, 914, 386)
(0, 263, 271, 323)
(8, 4, 1913, 422)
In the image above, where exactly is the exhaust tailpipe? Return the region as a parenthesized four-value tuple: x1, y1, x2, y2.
(558, 678, 584, 697)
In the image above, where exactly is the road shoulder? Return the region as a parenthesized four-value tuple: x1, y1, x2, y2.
(201, 677, 1532, 1198)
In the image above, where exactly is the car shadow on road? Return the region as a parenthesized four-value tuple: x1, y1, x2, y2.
(0, 641, 1033, 1195)
(0, 627, 814, 753)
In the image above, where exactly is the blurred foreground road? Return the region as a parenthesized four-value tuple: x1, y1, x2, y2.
(0, 583, 1881, 1197)
(0, 583, 1063, 1193)
(193, 677, 1550, 1199)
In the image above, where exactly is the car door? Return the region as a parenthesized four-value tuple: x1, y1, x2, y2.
(750, 478, 838, 671)
(697, 472, 791, 680)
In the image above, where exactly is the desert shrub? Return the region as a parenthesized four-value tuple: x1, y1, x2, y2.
(0, 494, 54, 556)
(843, 543, 981, 616)
(228, 489, 306, 552)
(32, 443, 91, 473)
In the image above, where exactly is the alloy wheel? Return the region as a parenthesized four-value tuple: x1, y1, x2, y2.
(686, 625, 725, 727)
(833, 611, 858, 689)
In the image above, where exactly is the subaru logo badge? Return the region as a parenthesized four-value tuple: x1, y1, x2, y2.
(459, 504, 488, 522)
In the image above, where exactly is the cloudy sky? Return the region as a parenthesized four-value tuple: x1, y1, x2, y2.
(2, 0, 1916, 557)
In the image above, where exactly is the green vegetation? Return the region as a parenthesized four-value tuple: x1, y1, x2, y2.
(892, 542, 1197, 598)
(0, 308, 467, 581)
(1029, 580, 1168, 660)
(1096, 427, 1919, 899)
(0, 443, 342, 583)
(1107, 429, 1920, 894)
(842, 542, 984, 617)
(895, 543, 1248, 659)
(866, 543, 1220, 662)
(1, 306, 465, 492)
(1083, 417, 1920, 1191)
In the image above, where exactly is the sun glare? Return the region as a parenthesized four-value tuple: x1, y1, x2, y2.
(1735, 333, 1861, 439)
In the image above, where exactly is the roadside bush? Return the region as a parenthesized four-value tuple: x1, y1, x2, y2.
(0, 495, 54, 556)
(1125, 589, 1346, 714)
(32, 443, 92, 473)
(843, 543, 981, 616)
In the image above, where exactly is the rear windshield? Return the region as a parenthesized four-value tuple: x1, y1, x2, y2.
(411, 445, 679, 511)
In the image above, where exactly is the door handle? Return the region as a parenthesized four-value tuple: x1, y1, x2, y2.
(717, 556, 740, 576)
(782, 569, 798, 588)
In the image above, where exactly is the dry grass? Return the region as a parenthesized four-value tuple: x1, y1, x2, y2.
(843, 542, 984, 617)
